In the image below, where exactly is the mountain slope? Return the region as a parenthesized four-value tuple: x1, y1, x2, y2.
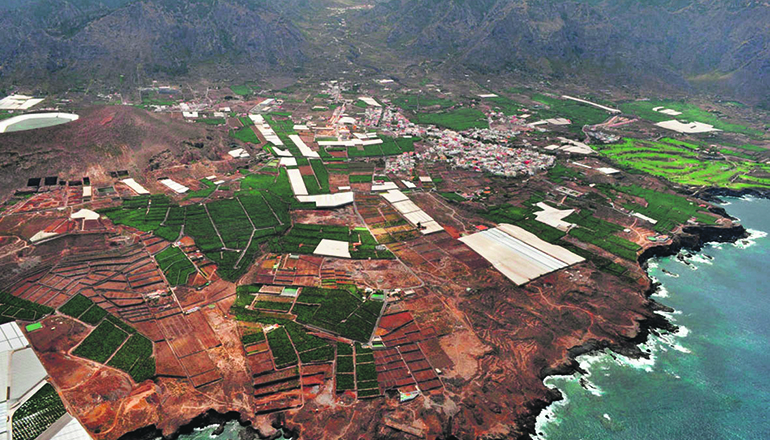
(0, 0, 307, 86)
(366, 0, 770, 103)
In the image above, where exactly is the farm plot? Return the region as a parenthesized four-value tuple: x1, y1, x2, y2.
(602, 184, 717, 232)
(285, 322, 334, 363)
(335, 342, 355, 393)
(292, 287, 383, 342)
(73, 320, 129, 363)
(619, 100, 762, 137)
(106, 333, 156, 382)
(594, 138, 770, 189)
(155, 246, 197, 286)
(266, 326, 298, 369)
(0, 291, 53, 323)
(11, 383, 67, 440)
(58, 294, 111, 325)
(270, 224, 394, 259)
(531, 94, 611, 131)
(355, 344, 380, 398)
(410, 108, 488, 131)
(101, 190, 291, 281)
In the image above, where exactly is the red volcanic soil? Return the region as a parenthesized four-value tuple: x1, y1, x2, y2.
(0, 105, 230, 198)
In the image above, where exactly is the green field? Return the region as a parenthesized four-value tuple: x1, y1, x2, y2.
(531, 94, 611, 130)
(292, 287, 383, 342)
(483, 96, 524, 115)
(106, 333, 156, 382)
(229, 126, 259, 143)
(595, 138, 770, 189)
(101, 187, 293, 281)
(184, 178, 217, 200)
(0, 292, 53, 323)
(600, 184, 717, 233)
(266, 326, 298, 369)
(154, 246, 197, 286)
(11, 384, 67, 440)
(393, 94, 455, 111)
(73, 320, 129, 363)
(619, 100, 763, 137)
(410, 108, 488, 131)
(269, 224, 394, 259)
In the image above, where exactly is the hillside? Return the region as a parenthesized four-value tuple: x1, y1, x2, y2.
(0, 0, 307, 87)
(362, 0, 770, 105)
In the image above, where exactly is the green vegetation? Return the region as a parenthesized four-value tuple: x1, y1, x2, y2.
(101, 189, 291, 282)
(484, 96, 524, 115)
(595, 138, 770, 189)
(336, 372, 354, 392)
(410, 108, 488, 131)
(241, 328, 265, 345)
(293, 287, 383, 342)
(269, 224, 394, 259)
(196, 118, 225, 126)
(565, 209, 640, 260)
(107, 333, 155, 382)
(393, 94, 455, 111)
(619, 100, 763, 137)
(349, 174, 373, 183)
(59, 294, 94, 319)
(266, 327, 298, 369)
(11, 383, 66, 440)
(531, 94, 610, 131)
(439, 192, 466, 202)
(285, 322, 334, 363)
(73, 320, 129, 363)
(230, 83, 259, 96)
(229, 126, 259, 143)
(184, 178, 217, 200)
(0, 292, 53, 323)
(355, 344, 379, 397)
(154, 246, 196, 286)
(603, 184, 716, 232)
(79, 304, 108, 325)
(253, 301, 293, 312)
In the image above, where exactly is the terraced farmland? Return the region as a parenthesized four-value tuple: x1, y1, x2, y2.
(595, 138, 770, 189)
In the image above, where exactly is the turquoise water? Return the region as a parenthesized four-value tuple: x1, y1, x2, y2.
(537, 197, 770, 440)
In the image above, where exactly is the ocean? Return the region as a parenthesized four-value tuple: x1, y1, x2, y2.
(535, 197, 770, 440)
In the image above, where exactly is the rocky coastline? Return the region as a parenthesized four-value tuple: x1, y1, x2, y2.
(117, 410, 298, 440)
(516, 220, 748, 440)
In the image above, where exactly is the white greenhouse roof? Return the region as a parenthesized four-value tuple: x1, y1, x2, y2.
(313, 239, 351, 259)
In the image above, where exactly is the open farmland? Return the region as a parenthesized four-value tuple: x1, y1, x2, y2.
(101, 187, 292, 280)
(531, 93, 612, 130)
(269, 224, 394, 259)
(619, 100, 763, 137)
(0, 292, 53, 323)
(594, 138, 770, 189)
(154, 246, 197, 286)
(410, 108, 489, 131)
(292, 287, 383, 342)
(72, 320, 129, 363)
(11, 383, 67, 440)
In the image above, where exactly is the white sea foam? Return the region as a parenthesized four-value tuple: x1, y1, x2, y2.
(652, 285, 670, 298)
(690, 254, 713, 265)
(734, 228, 768, 249)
